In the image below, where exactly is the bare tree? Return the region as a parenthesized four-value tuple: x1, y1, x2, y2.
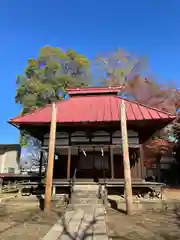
(95, 49, 147, 86)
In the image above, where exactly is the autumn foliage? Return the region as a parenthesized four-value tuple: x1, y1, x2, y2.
(97, 50, 180, 167)
(125, 76, 179, 164)
(144, 138, 175, 167)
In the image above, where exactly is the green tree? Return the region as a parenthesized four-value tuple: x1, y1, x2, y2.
(16, 46, 90, 114)
(16, 46, 90, 152)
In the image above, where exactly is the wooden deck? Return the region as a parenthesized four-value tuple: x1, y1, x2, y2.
(99, 179, 165, 188)
(19, 178, 165, 190)
(18, 178, 165, 199)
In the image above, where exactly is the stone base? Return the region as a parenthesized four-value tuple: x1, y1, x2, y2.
(108, 199, 180, 213)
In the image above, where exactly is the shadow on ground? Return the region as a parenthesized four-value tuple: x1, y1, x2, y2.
(2, 192, 180, 239)
(0, 194, 64, 235)
(0, 194, 108, 239)
(107, 198, 180, 240)
(108, 198, 126, 214)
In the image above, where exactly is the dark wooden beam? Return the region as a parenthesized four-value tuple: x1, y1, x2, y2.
(110, 145, 114, 179)
(19, 125, 46, 140)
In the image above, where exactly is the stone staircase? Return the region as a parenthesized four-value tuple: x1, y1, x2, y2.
(68, 183, 103, 210)
(51, 183, 109, 239)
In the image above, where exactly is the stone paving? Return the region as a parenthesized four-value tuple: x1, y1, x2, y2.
(43, 207, 108, 240)
(43, 184, 108, 239)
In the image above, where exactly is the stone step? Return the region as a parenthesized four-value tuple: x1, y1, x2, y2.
(75, 181, 97, 185)
(72, 194, 98, 198)
(73, 184, 99, 191)
(71, 194, 101, 199)
(71, 195, 100, 199)
(69, 183, 102, 213)
(71, 198, 98, 202)
(71, 197, 102, 204)
(72, 193, 98, 199)
(68, 203, 103, 207)
(72, 189, 98, 193)
(67, 204, 104, 211)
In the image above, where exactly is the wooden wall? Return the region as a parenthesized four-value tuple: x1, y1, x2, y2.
(43, 130, 139, 147)
(53, 146, 143, 179)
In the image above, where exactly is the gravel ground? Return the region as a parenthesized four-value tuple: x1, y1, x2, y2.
(0, 196, 66, 240)
(164, 188, 180, 200)
(0, 189, 180, 240)
(106, 188, 180, 239)
(107, 208, 180, 239)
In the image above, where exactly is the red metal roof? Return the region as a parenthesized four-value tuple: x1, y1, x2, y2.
(9, 95, 176, 125)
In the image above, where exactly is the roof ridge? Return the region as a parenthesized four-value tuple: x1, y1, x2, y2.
(67, 86, 122, 90)
(67, 86, 123, 95)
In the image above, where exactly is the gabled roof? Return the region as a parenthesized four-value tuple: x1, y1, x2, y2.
(9, 89, 176, 125)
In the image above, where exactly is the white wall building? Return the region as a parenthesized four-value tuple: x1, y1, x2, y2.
(0, 144, 21, 174)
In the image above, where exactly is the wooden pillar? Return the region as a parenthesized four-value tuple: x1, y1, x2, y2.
(120, 100, 133, 215)
(67, 146, 71, 179)
(110, 145, 114, 179)
(44, 103, 57, 213)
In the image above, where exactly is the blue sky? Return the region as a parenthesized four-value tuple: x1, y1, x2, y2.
(1, 0, 180, 144)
